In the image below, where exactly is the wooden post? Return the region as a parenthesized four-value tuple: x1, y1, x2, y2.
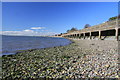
(76, 34, 78, 39)
(77, 34, 79, 39)
(72, 34, 74, 38)
(78, 34, 79, 39)
(115, 28, 118, 41)
(99, 31, 101, 40)
(74, 34, 76, 38)
(79, 34, 81, 39)
(90, 32, 91, 39)
(71, 35, 73, 38)
(83, 33, 85, 39)
(76, 34, 77, 38)
(74, 34, 75, 38)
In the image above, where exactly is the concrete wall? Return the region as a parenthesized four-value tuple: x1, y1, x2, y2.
(63, 19, 120, 40)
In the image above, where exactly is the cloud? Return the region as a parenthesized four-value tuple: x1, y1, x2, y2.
(23, 29, 34, 32)
(1, 27, 58, 36)
(1, 31, 24, 36)
(1, 30, 57, 36)
(31, 27, 45, 30)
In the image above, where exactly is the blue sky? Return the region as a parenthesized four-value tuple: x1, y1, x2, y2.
(2, 2, 118, 36)
(2, 0, 120, 2)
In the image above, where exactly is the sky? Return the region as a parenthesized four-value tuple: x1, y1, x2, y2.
(1, 0, 120, 2)
(2, 2, 118, 36)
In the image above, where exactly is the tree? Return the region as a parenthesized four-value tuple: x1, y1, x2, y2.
(109, 16, 117, 21)
(71, 27, 78, 31)
(84, 24, 91, 28)
(67, 27, 78, 33)
(67, 30, 70, 33)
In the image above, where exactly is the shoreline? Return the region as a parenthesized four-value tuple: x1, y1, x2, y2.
(1, 36, 72, 56)
(2, 38, 74, 57)
(2, 39, 119, 79)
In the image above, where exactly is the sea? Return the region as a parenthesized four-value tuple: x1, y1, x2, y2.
(1, 35, 72, 56)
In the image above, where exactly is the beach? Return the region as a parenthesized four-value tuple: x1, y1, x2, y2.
(2, 39, 119, 79)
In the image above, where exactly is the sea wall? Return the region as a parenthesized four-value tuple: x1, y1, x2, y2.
(61, 19, 120, 41)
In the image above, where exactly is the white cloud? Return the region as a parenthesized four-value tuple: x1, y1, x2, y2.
(31, 27, 45, 30)
(1, 31, 24, 36)
(0, 30, 57, 36)
(23, 29, 34, 32)
(1, 27, 57, 36)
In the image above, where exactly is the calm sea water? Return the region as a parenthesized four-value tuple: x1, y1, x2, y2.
(1, 35, 72, 56)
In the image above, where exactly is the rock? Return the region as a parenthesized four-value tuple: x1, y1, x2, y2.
(105, 64, 110, 68)
(72, 61, 77, 63)
(2, 40, 119, 78)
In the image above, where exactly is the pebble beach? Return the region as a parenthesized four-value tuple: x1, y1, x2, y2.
(2, 39, 119, 79)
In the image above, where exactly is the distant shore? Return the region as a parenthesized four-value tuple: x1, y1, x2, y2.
(2, 39, 119, 79)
